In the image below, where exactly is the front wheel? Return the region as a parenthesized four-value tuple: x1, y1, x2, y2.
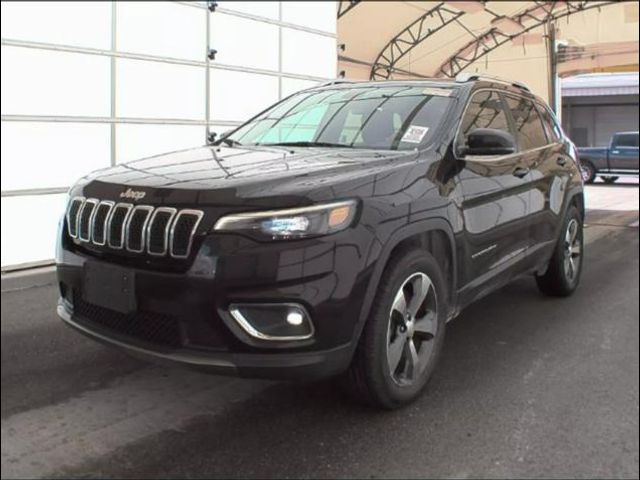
(536, 205, 584, 297)
(343, 249, 446, 409)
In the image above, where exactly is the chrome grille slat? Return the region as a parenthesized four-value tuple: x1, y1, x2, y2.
(78, 198, 99, 242)
(66, 196, 203, 259)
(66, 197, 84, 238)
(125, 206, 154, 253)
(147, 207, 177, 256)
(91, 201, 115, 246)
(169, 210, 204, 259)
(107, 203, 133, 249)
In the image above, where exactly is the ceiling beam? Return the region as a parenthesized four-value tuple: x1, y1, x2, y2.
(437, 1, 617, 78)
(369, 2, 465, 80)
(337, 0, 361, 19)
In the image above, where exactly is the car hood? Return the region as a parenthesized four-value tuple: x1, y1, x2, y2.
(75, 145, 419, 207)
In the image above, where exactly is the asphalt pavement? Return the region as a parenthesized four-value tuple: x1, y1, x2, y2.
(1, 182, 638, 479)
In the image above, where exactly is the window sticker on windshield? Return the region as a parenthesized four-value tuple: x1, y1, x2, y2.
(422, 87, 452, 97)
(401, 125, 429, 143)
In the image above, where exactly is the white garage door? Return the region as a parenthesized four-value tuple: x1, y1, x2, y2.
(1, 1, 337, 268)
(594, 105, 639, 146)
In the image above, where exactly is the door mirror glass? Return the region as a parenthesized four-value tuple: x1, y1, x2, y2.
(461, 128, 516, 156)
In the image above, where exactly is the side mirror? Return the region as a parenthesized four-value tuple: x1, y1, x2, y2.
(461, 128, 516, 156)
(208, 129, 233, 145)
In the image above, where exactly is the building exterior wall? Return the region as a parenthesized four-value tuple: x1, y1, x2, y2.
(1, 1, 337, 268)
(563, 97, 639, 147)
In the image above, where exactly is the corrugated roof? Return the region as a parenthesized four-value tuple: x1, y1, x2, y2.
(562, 73, 639, 96)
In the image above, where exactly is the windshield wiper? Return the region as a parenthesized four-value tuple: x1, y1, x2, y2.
(256, 141, 352, 148)
(215, 137, 242, 147)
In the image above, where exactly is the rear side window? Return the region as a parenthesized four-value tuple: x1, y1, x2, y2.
(538, 104, 562, 142)
(457, 91, 511, 154)
(613, 133, 639, 148)
(504, 95, 548, 150)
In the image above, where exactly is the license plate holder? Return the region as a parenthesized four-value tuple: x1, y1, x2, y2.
(82, 261, 136, 314)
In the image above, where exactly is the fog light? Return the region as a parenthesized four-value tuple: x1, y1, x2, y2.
(228, 303, 314, 341)
(286, 311, 304, 326)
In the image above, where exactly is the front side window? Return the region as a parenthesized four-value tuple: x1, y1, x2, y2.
(456, 91, 511, 154)
(226, 86, 453, 150)
(504, 95, 548, 150)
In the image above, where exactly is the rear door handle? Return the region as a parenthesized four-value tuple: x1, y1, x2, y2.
(557, 157, 568, 166)
(513, 167, 530, 178)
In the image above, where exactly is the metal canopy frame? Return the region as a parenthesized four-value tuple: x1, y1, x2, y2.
(338, 1, 361, 19)
(369, 2, 464, 80)
(438, 1, 616, 78)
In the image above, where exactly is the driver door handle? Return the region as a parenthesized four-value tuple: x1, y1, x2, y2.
(513, 167, 530, 178)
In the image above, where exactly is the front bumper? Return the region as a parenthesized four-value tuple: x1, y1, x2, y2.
(55, 230, 370, 379)
(57, 300, 352, 379)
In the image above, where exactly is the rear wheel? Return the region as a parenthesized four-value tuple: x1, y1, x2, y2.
(580, 161, 596, 184)
(343, 249, 446, 409)
(536, 205, 583, 297)
(602, 176, 619, 184)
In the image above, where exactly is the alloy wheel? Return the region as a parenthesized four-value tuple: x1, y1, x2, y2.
(564, 218, 582, 282)
(580, 164, 593, 183)
(386, 272, 438, 386)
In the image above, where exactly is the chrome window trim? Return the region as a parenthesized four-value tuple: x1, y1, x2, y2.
(169, 209, 204, 259)
(66, 196, 85, 238)
(91, 200, 115, 246)
(78, 198, 99, 242)
(106, 203, 133, 249)
(146, 207, 178, 257)
(453, 87, 558, 163)
(125, 205, 154, 253)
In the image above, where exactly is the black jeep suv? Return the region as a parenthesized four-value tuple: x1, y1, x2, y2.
(57, 75, 584, 408)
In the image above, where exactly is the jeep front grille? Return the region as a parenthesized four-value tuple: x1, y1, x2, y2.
(66, 197, 203, 259)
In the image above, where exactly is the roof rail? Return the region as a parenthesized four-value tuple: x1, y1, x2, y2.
(316, 79, 355, 88)
(455, 72, 531, 92)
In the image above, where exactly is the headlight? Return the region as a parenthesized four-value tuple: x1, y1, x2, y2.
(213, 200, 357, 240)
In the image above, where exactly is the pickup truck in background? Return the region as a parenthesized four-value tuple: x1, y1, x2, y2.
(578, 131, 639, 184)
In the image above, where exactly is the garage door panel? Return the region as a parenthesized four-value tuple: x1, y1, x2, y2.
(595, 105, 639, 146)
(1, 194, 68, 266)
(1, 122, 110, 191)
(1, 46, 110, 117)
(0, 1, 111, 50)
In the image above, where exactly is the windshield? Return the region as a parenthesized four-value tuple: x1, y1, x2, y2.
(225, 85, 454, 150)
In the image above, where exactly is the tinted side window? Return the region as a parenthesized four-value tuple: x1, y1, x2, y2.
(504, 95, 548, 150)
(614, 133, 639, 148)
(457, 91, 511, 153)
(538, 104, 562, 142)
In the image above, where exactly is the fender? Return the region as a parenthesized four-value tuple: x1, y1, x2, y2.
(351, 217, 458, 346)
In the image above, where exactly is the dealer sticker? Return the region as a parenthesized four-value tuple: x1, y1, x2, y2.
(401, 125, 429, 144)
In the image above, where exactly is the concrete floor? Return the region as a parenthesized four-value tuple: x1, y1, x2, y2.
(1, 182, 638, 479)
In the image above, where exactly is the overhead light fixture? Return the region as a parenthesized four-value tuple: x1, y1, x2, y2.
(491, 16, 525, 35)
(445, 1, 485, 14)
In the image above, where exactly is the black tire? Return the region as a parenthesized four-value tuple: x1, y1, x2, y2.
(343, 248, 447, 409)
(580, 161, 596, 184)
(536, 205, 584, 297)
(602, 176, 619, 184)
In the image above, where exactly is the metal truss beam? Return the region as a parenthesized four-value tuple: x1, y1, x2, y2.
(338, 1, 361, 19)
(437, 1, 617, 78)
(370, 2, 464, 80)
